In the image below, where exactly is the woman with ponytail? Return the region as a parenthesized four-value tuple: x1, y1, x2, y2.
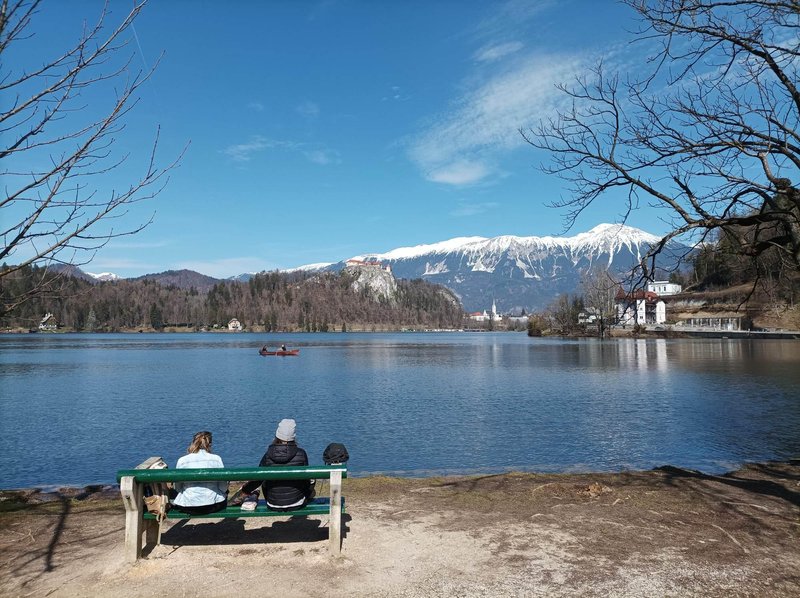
(172, 431, 228, 515)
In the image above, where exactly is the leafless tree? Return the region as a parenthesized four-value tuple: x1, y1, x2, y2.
(581, 268, 619, 336)
(0, 0, 181, 315)
(522, 0, 799, 283)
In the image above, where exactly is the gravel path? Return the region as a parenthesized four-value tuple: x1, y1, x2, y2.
(1, 462, 798, 597)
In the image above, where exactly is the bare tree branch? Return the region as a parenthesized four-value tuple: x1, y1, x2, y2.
(524, 0, 800, 283)
(0, 0, 183, 316)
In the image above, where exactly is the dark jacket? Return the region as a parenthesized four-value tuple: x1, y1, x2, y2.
(242, 442, 311, 509)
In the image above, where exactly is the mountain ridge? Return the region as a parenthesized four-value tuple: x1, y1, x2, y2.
(299, 223, 686, 311)
(58, 223, 686, 312)
(347, 224, 662, 265)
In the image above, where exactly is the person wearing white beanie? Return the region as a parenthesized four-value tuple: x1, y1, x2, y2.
(275, 418, 296, 442)
(238, 418, 315, 510)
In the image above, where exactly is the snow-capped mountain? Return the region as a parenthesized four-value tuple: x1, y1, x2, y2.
(59, 223, 686, 312)
(85, 271, 120, 282)
(350, 224, 661, 266)
(299, 224, 687, 312)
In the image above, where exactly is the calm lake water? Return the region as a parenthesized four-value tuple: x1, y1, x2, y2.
(1, 332, 799, 489)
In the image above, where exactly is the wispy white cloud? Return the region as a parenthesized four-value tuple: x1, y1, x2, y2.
(221, 136, 337, 166)
(247, 101, 265, 112)
(296, 100, 320, 119)
(473, 0, 554, 41)
(428, 161, 492, 186)
(473, 41, 523, 63)
(221, 135, 272, 162)
(408, 53, 586, 186)
(403, 0, 597, 187)
(450, 201, 500, 217)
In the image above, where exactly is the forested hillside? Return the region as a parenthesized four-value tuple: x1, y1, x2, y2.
(0, 266, 463, 331)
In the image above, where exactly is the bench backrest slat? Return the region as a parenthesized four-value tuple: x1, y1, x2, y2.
(116, 465, 347, 483)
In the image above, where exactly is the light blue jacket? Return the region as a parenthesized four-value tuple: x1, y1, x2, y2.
(172, 449, 228, 507)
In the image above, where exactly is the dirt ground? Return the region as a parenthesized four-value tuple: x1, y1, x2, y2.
(1, 462, 798, 597)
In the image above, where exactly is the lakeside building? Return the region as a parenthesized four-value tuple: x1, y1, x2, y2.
(647, 281, 682, 296)
(468, 300, 501, 322)
(38, 312, 58, 331)
(227, 318, 243, 331)
(615, 289, 667, 326)
(673, 313, 751, 331)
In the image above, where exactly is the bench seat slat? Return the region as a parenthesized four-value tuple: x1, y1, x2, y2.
(116, 465, 347, 483)
(145, 497, 345, 520)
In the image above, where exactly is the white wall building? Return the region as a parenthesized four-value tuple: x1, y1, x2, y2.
(39, 312, 57, 331)
(655, 301, 666, 324)
(647, 281, 682, 296)
(616, 292, 667, 326)
(227, 318, 243, 331)
(468, 300, 501, 322)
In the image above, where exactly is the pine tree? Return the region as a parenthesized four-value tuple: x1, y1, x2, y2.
(86, 309, 97, 332)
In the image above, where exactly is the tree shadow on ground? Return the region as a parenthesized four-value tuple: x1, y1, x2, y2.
(427, 464, 800, 509)
(655, 462, 800, 508)
(4, 493, 122, 591)
(4, 496, 73, 590)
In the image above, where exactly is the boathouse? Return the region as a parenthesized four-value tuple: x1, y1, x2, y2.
(38, 313, 58, 331)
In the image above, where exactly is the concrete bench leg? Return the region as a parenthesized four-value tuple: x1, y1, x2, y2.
(329, 470, 342, 555)
(121, 456, 167, 562)
(120, 476, 143, 562)
(145, 518, 160, 548)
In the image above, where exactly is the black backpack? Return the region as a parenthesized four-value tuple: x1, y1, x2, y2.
(323, 442, 349, 465)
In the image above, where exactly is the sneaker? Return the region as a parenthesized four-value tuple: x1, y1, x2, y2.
(240, 492, 259, 511)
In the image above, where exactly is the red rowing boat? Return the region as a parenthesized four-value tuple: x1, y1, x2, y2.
(259, 348, 300, 356)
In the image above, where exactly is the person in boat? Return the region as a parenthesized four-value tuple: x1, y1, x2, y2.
(262, 345, 269, 352)
(171, 431, 228, 515)
(280, 344, 287, 352)
(237, 419, 314, 511)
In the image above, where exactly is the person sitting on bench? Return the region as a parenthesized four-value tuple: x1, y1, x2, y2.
(239, 419, 315, 511)
(171, 431, 228, 515)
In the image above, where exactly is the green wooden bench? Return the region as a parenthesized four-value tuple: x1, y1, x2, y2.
(117, 457, 347, 562)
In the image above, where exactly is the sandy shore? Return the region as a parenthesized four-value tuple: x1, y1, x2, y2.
(1, 462, 798, 597)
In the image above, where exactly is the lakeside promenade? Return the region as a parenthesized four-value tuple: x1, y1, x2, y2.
(1, 463, 798, 597)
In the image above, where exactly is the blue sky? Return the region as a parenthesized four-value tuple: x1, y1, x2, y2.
(10, 0, 670, 278)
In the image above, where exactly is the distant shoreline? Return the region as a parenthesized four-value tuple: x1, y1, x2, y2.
(1, 327, 470, 335)
(4, 326, 800, 339)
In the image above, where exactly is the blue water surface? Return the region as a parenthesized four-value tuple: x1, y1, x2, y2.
(1, 332, 798, 488)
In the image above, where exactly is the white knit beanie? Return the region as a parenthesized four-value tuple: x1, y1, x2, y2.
(275, 418, 296, 442)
